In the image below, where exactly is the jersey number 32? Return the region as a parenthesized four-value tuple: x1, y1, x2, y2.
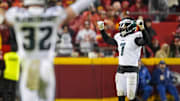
(21, 26, 52, 51)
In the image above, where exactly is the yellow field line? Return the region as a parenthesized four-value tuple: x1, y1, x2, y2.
(54, 58, 180, 65)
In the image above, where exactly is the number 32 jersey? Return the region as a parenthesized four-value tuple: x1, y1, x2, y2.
(5, 6, 67, 60)
(114, 31, 142, 67)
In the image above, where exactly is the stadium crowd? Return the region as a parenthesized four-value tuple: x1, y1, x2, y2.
(0, 0, 180, 58)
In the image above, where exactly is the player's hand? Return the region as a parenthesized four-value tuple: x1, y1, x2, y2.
(136, 19, 145, 30)
(97, 21, 104, 31)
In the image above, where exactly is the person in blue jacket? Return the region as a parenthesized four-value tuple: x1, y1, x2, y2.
(138, 60, 153, 101)
(152, 60, 179, 101)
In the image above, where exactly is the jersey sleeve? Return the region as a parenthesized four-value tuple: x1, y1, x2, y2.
(134, 31, 146, 46)
(47, 6, 67, 25)
(135, 31, 143, 37)
(100, 30, 117, 46)
(113, 33, 119, 41)
(5, 7, 19, 25)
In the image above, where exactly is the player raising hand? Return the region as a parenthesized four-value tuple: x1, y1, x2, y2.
(97, 18, 150, 101)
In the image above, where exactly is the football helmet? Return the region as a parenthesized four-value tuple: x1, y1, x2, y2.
(24, 0, 46, 6)
(119, 18, 136, 36)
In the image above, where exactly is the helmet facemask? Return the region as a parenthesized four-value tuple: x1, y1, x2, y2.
(119, 19, 136, 36)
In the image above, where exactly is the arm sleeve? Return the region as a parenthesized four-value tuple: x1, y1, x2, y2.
(100, 30, 117, 46)
(135, 30, 151, 46)
(47, 6, 67, 25)
(5, 7, 18, 25)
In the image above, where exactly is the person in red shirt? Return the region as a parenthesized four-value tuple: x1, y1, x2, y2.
(96, 22, 116, 57)
(129, 0, 148, 19)
(121, 1, 130, 12)
(100, 0, 111, 10)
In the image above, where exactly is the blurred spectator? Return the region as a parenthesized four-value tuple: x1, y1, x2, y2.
(143, 46, 154, 58)
(97, 6, 105, 15)
(56, 25, 73, 57)
(152, 60, 179, 101)
(121, 1, 130, 12)
(175, 24, 180, 36)
(138, 60, 153, 101)
(140, 18, 156, 57)
(155, 43, 169, 58)
(129, 0, 148, 19)
(56, 0, 62, 6)
(0, 19, 11, 59)
(112, 1, 122, 30)
(96, 29, 115, 57)
(100, 0, 111, 9)
(144, 18, 157, 42)
(149, 0, 169, 21)
(12, 0, 22, 7)
(85, 5, 100, 31)
(70, 5, 99, 33)
(112, 1, 121, 12)
(0, 1, 9, 10)
(0, 8, 18, 101)
(62, 0, 75, 7)
(106, 6, 115, 21)
(96, 10, 116, 57)
(169, 36, 180, 57)
(75, 21, 97, 56)
(167, 0, 179, 12)
(150, 36, 160, 55)
(99, 10, 107, 20)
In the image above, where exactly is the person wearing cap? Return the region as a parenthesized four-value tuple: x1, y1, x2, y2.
(152, 60, 179, 101)
(138, 60, 153, 101)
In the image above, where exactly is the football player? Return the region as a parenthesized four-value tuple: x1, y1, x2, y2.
(0, 0, 95, 101)
(97, 18, 150, 101)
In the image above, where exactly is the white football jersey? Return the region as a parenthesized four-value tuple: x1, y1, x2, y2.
(5, 6, 67, 60)
(114, 31, 142, 66)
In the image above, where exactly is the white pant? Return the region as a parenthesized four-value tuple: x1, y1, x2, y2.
(115, 72, 138, 100)
(20, 59, 55, 101)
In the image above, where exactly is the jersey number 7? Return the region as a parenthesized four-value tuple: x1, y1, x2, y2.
(21, 26, 52, 51)
(120, 42, 126, 56)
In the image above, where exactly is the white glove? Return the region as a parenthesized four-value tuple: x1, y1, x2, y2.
(136, 19, 145, 30)
(97, 21, 104, 31)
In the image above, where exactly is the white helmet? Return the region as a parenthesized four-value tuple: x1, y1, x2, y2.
(24, 0, 46, 6)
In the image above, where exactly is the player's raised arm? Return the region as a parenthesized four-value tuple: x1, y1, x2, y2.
(64, 0, 95, 24)
(97, 21, 118, 46)
(135, 19, 151, 46)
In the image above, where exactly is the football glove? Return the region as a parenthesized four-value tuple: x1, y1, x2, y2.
(136, 18, 145, 30)
(97, 21, 104, 31)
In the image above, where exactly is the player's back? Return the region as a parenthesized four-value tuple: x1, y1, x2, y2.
(6, 6, 66, 59)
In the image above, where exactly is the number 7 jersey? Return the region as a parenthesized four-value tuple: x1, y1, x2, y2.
(114, 31, 143, 67)
(5, 6, 67, 60)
